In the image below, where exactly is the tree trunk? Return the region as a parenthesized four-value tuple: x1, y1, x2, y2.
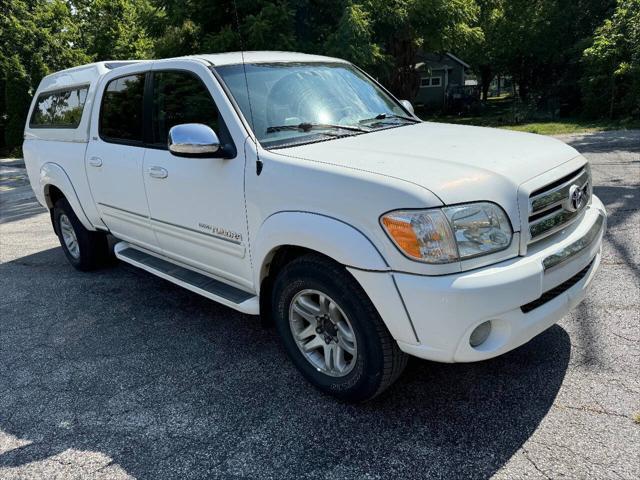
(480, 65, 493, 102)
(609, 71, 616, 119)
(387, 33, 418, 100)
(514, 56, 530, 101)
(518, 80, 529, 101)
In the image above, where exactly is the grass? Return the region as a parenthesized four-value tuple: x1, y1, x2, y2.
(420, 96, 640, 136)
(504, 119, 640, 135)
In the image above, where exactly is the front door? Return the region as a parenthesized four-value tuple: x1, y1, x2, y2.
(85, 67, 160, 253)
(142, 62, 252, 290)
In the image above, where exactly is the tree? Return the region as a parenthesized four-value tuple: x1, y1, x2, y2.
(460, 0, 504, 101)
(3, 55, 31, 150)
(492, 0, 615, 104)
(151, 0, 297, 56)
(0, 0, 89, 151)
(70, 0, 159, 61)
(311, 0, 481, 99)
(148, 0, 480, 99)
(582, 0, 640, 119)
(324, 3, 383, 70)
(361, 0, 480, 99)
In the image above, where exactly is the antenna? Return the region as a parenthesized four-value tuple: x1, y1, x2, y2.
(232, 0, 263, 175)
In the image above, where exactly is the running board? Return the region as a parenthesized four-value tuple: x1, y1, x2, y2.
(114, 242, 259, 314)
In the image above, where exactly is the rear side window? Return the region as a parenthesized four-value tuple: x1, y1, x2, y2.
(99, 74, 145, 143)
(30, 86, 89, 128)
(151, 71, 219, 146)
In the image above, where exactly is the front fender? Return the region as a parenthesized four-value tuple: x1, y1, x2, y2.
(40, 162, 95, 231)
(254, 211, 420, 345)
(254, 211, 389, 284)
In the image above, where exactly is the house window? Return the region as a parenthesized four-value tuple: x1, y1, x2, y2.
(420, 77, 442, 88)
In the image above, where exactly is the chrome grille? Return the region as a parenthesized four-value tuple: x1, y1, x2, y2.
(528, 165, 591, 243)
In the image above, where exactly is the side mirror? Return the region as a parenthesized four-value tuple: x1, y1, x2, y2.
(168, 123, 222, 158)
(400, 99, 415, 115)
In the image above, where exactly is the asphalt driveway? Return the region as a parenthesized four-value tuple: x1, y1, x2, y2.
(0, 130, 638, 479)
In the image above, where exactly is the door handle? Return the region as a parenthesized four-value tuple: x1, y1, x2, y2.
(148, 166, 168, 179)
(88, 156, 103, 167)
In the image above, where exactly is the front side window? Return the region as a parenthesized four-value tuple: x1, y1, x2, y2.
(215, 62, 412, 148)
(30, 87, 89, 128)
(151, 71, 219, 146)
(99, 73, 145, 143)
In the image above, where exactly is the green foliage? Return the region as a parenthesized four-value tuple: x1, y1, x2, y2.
(582, 0, 640, 119)
(0, 0, 159, 150)
(70, 0, 159, 60)
(0, 0, 90, 149)
(243, 2, 296, 50)
(459, 0, 504, 100)
(152, 1, 297, 55)
(4, 55, 31, 150)
(0, 0, 638, 153)
(487, 0, 615, 104)
(325, 0, 480, 98)
(154, 20, 202, 58)
(324, 3, 383, 69)
(1, 0, 90, 79)
(149, 0, 480, 98)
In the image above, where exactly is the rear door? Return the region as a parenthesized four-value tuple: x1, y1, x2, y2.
(85, 65, 160, 253)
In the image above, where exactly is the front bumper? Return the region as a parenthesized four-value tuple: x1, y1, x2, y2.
(353, 195, 606, 363)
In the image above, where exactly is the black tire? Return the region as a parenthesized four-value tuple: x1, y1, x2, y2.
(53, 198, 109, 271)
(272, 253, 407, 402)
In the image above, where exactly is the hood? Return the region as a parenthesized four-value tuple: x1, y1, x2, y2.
(276, 122, 582, 229)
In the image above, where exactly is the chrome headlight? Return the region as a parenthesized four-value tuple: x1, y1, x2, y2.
(381, 202, 513, 264)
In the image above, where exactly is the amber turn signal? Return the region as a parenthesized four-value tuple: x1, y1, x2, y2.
(381, 216, 421, 258)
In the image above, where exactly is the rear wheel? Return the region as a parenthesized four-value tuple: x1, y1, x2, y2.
(53, 198, 109, 271)
(272, 253, 407, 402)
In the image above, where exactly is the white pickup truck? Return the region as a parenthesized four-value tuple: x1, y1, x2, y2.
(23, 51, 606, 401)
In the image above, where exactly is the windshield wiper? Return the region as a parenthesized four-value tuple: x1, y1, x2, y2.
(359, 113, 420, 125)
(266, 122, 368, 134)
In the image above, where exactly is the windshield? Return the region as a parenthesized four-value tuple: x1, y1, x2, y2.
(214, 62, 412, 148)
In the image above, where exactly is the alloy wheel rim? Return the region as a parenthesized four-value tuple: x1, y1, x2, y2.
(59, 214, 80, 259)
(289, 289, 358, 377)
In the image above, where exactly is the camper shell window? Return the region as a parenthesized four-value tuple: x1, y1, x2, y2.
(30, 86, 89, 128)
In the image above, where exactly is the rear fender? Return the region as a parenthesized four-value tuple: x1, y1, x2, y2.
(40, 162, 95, 231)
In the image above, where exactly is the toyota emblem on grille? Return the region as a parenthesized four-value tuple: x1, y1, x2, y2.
(568, 184, 587, 212)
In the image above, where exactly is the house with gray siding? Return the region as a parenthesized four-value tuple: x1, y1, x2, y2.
(413, 52, 471, 110)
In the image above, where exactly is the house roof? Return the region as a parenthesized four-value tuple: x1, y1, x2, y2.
(445, 53, 470, 69)
(414, 52, 470, 71)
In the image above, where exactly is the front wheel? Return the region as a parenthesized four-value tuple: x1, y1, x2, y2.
(272, 254, 407, 402)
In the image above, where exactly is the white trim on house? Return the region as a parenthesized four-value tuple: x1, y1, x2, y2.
(420, 76, 443, 88)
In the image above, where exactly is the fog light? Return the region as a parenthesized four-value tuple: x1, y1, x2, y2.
(469, 321, 492, 347)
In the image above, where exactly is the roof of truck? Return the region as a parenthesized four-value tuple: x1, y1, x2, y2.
(37, 60, 148, 93)
(190, 51, 348, 66)
(36, 52, 346, 93)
